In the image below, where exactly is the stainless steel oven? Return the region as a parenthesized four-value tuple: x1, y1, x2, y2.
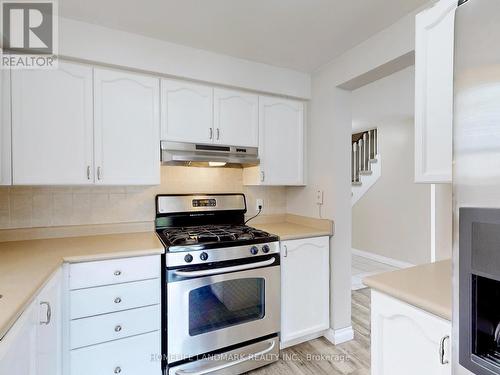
(167, 254, 280, 362)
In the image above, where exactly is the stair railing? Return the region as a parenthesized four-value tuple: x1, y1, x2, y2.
(352, 128, 378, 185)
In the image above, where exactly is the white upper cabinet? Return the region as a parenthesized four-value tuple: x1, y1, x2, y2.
(94, 68, 160, 185)
(0, 69, 11, 185)
(244, 96, 305, 185)
(415, 0, 457, 183)
(161, 79, 213, 144)
(11, 61, 94, 185)
(213, 88, 258, 147)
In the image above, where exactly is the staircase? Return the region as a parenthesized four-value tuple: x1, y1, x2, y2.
(352, 128, 381, 205)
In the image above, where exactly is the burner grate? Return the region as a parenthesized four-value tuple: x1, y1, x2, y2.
(162, 225, 271, 247)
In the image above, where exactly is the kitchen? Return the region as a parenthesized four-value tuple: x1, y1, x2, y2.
(0, 0, 498, 374)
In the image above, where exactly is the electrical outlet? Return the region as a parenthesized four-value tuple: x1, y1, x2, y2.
(256, 199, 264, 211)
(316, 190, 324, 205)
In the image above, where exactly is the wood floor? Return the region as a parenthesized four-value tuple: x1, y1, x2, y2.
(247, 288, 371, 375)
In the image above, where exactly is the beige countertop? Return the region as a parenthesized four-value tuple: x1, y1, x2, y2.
(252, 214, 334, 240)
(0, 232, 164, 340)
(363, 259, 452, 321)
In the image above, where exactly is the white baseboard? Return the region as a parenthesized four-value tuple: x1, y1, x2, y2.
(352, 248, 415, 269)
(324, 327, 354, 345)
(280, 330, 327, 349)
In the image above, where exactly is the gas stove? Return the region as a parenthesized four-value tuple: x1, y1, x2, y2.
(155, 194, 279, 268)
(156, 194, 281, 375)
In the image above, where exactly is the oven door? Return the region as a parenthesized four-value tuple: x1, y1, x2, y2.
(167, 256, 280, 362)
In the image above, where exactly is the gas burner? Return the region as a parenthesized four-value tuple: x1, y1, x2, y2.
(160, 224, 275, 248)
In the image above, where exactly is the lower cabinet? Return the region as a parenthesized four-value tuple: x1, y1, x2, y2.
(0, 269, 62, 375)
(64, 255, 162, 375)
(371, 290, 451, 375)
(0, 300, 37, 375)
(280, 236, 330, 348)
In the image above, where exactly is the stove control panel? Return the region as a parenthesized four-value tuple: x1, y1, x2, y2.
(165, 241, 280, 268)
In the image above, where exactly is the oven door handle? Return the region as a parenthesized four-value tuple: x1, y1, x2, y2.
(173, 257, 276, 278)
(174, 339, 276, 375)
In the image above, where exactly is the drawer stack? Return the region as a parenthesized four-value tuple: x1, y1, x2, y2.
(67, 255, 161, 375)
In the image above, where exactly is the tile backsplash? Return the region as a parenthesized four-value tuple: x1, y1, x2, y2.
(0, 166, 286, 229)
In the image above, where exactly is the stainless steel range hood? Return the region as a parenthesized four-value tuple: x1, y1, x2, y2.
(161, 141, 259, 167)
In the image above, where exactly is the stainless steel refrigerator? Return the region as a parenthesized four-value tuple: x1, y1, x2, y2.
(454, 0, 500, 374)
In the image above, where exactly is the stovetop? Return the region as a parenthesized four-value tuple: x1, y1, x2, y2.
(157, 224, 279, 251)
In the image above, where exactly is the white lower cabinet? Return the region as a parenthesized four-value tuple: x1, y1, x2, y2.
(280, 236, 330, 348)
(65, 255, 162, 375)
(0, 301, 38, 375)
(371, 290, 451, 375)
(0, 269, 62, 375)
(36, 269, 63, 375)
(70, 331, 161, 375)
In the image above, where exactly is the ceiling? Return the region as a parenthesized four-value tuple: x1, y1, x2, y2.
(59, 0, 428, 73)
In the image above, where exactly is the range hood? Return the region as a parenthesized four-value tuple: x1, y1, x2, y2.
(161, 141, 259, 167)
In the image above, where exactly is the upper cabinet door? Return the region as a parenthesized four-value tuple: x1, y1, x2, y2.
(259, 96, 305, 185)
(213, 88, 258, 147)
(0, 69, 11, 185)
(161, 79, 213, 144)
(11, 61, 94, 185)
(415, 0, 457, 183)
(94, 68, 160, 186)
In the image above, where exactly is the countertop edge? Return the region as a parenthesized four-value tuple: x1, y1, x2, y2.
(363, 279, 452, 321)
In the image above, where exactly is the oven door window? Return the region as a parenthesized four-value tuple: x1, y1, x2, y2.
(188, 278, 265, 336)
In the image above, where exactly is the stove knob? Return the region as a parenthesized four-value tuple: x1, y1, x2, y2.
(200, 252, 209, 261)
(250, 246, 259, 255)
(262, 244, 270, 254)
(184, 254, 193, 263)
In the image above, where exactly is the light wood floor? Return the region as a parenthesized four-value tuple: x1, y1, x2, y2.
(247, 288, 371, 375)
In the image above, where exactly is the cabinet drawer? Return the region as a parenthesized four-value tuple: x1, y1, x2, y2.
(70, 331, 161, 375)
(70, 305, 160, 349)
(69, 255, 159, 289)
(70, 279, 160, 319)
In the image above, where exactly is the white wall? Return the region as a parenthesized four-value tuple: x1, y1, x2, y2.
(286, 5, 427, 335)
(59, 18, 311, 99)
(351, 66, 432, 265)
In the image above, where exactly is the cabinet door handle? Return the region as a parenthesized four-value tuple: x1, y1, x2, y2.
(114, 325, 122, 332)
(114, 367, 122, 374)
(114, 297, 122, 304)
(283, 245, 288, 258)
(260, 171, 265, 182)
(114, 270, 122, 276)
(86, 166, 91, 180)
(97, 166, 102, 180)
(209, 128, 213, 140)
(439, 335, 450, 365)
(40, 301, 51, 325)
(216, 128, 220, 140)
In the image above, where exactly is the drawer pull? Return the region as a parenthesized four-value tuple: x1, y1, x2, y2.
(114, 325, 122, 332)
(114, 367, 122, 374)
(114, 297, 122, 304)
(114, 270, 122, 276)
